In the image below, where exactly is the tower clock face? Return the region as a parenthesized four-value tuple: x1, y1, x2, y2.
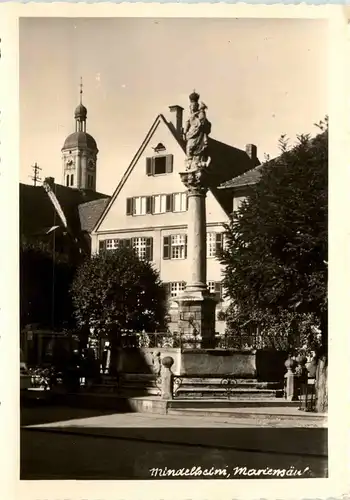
(66, 157, 75, 168)
(88, 158, 96, 170)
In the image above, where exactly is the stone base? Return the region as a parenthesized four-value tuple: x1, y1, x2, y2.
(174, 289, 218, 349)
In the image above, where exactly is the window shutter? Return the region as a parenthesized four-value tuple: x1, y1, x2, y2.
(215, 233, 223, 256)
(126, 198, 133, 216)
(146, 157, 153, 176)
(172, 193, 176, 211)
(184, 235, 188, 258)
(214, 282, 221, 295)
(99, 240, 106, 253)
(146, 238, 153, 261)
(163, 236, 170, 260)
(163, 282, 171, 298)
(166, 194, 173, 212)
(146, 196, 152, 214)
(120, 238, 131, 248)
(165, 154, 174, 173)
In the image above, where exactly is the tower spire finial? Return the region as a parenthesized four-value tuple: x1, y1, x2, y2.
(79, 76, 83, 104)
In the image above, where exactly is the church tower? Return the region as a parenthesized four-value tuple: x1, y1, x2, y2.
(62, 79, 98, 191)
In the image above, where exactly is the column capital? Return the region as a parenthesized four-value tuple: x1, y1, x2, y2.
(180, 169, 209, 196)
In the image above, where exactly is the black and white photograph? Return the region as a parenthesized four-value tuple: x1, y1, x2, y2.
(3, 7, 343, 492)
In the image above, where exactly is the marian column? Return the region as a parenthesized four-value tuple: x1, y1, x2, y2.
(175, 91, 218, 349)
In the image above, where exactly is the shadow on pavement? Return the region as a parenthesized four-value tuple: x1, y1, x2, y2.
(21, 427, 328, 480)
(21, 403, 120, 427)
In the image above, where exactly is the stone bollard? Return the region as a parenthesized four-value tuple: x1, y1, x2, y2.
(284, 357, 298, 401)
(161, 356, 174, 400)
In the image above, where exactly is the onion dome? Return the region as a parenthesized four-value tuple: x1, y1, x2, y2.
(62, 131, 98, 151)
(74, 103, 87, 121)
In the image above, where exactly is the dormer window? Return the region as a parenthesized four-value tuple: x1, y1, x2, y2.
(153, 142, 166, 153)
(146, 154, 173, 176)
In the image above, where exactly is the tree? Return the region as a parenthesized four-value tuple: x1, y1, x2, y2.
(220, 121, 328, 411)
(70, 246, 167, 351)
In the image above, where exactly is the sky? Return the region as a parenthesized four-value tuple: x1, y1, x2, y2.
(20, 17, 328, 195)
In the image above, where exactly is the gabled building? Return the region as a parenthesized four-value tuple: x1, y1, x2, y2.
(20, 180, 109, 258)
(91, 104, 260, 333)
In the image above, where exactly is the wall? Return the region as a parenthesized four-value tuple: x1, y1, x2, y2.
(116, 348, 257, 378)
(180, 350, 256, 377)
(116, 347, 182, 375)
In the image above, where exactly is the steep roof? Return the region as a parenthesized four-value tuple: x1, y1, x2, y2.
(219, 164, 263, 190)
(205, 138, 260, 187)
(20, 183, 108, 239)
(93, 112, 259, 231)
(78, 197, 110, 233)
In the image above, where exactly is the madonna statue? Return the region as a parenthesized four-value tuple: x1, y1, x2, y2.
(184, 91, 211, 170)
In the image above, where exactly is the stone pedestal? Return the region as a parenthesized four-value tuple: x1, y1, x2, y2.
(175, 291, 218, 349)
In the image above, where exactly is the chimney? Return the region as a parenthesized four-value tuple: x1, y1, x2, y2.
(44, 176, 55, 187)
(245, 144, 257, 162)
(169, 105, 184, 134)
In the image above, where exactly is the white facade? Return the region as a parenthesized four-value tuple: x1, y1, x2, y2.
(92, 112, 249, 334)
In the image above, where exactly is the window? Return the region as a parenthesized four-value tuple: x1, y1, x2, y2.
(208, 281, 223, 298)
(134, 196, 147, 216)
(100, 237, 153, 261)
(66, 175, 69, 187)
(173, 192, 187, 212)
(146, 155, 173, 176)
(163, 282, 186, 298)
(153, 194, 172, 214)
(87, 175, 94, 188)
(126, 196, 152, 216)
(154, 156, 166, 175)
(153, 194, 166, 214)
(163, 234, 187, 260)
(126, 193, 186, 216)
(154, 143, 166, 153)
(132, 237, 153, 261)
(207, 232, 224, 258)
(70, 174, 74, 186)
(170, 282, 186, 297)
(106, 239, 119, 250)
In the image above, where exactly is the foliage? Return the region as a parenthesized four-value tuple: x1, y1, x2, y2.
(20, 240, 76, 329)
(220, 120, 328, 353)
(223, 305, 319, 352)
(70, 247, 167, 344)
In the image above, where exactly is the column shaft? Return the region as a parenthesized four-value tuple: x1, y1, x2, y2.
(187, 190, 207, 291)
